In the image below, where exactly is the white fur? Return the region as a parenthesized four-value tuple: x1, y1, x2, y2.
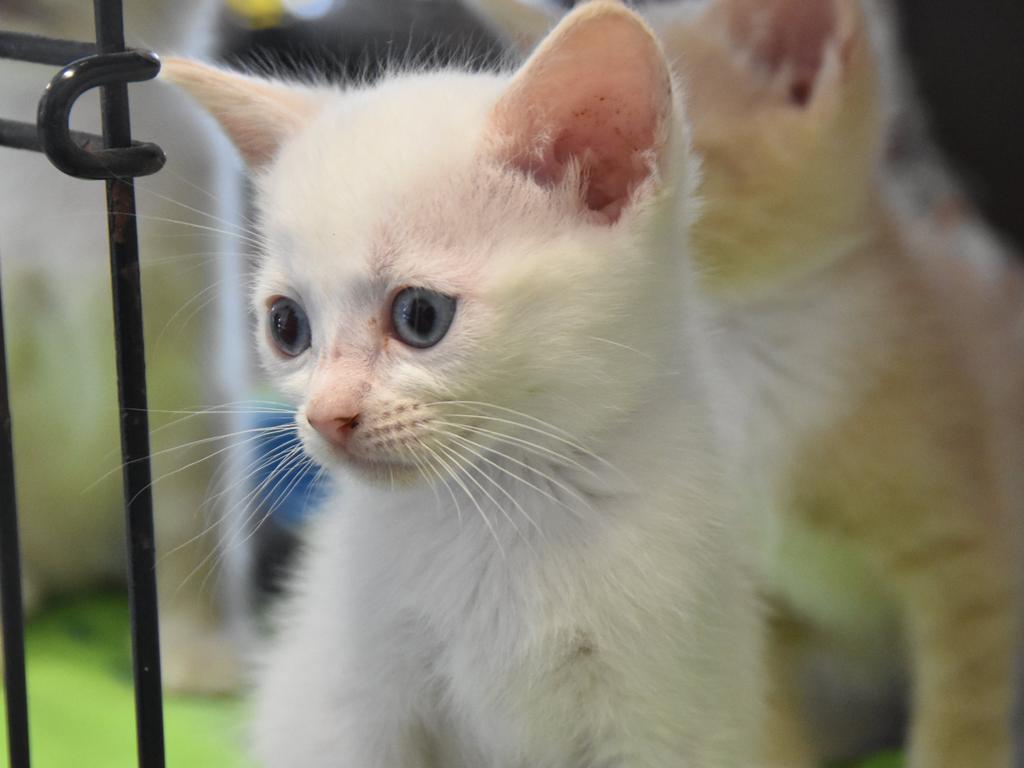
(236, 52, 762, 768)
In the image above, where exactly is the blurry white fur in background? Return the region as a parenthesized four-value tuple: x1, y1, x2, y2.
(0, 0, 249, 693)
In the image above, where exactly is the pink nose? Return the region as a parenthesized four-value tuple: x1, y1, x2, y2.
(307, 411, 361, 448)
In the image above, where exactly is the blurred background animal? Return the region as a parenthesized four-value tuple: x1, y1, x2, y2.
(464, 0, 1024, 766)
(0, 0, 245, 693)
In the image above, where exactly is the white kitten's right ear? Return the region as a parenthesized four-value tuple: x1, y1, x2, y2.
(487, 1, 677, 222)
(160, 58, 318, 167)
(461, 0, 561, 52)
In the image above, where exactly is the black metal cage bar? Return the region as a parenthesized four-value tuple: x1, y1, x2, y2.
(0, 273, 30, 768)
(0, 32, 96, 66)
(92, 0, 166, 764)
(0, 0, 168, 765)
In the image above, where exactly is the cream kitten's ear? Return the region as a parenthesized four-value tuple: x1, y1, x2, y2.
(664, 0, 882, 294)
(669, 0, 875, 116)
(679, 0, 881, 193)
(461, 0, 560, 52)
(488, 1, 676, 221)
(160, 58, 318, 167)
(716, 0, 868, 108)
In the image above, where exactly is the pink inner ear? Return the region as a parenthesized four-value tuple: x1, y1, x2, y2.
(540, 75, 661, 213)
(728, 0, 838, 106)
(490, 5, 671, 220)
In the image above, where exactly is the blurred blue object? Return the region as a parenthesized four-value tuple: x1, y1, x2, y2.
(248, 410, 327, 529)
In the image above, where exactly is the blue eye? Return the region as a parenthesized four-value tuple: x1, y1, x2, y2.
(268, 297, 311, 357)
(390, 288, 456, 349)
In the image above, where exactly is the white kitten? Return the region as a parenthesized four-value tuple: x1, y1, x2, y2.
(164, 2, 763, 765)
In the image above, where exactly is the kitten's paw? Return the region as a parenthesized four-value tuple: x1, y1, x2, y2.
(160, 613, 242, 696)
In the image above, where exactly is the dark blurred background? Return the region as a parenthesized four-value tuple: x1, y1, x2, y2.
(893, 0, 1024, 251)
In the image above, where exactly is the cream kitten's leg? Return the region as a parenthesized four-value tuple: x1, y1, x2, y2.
(156, 527, 240, 695)
(762, 612, 817, 768)
(160, 609, 240, 695)
(899, 539, 1017, 768)
(151, 450, 240, 695)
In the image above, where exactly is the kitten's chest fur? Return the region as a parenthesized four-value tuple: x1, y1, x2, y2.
(712, 246, 905, 633)
(322, 400, 748, 760)
(712, 245, 889, 493)
(346, 410, 725, 641)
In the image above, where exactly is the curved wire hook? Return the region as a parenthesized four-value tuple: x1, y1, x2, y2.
(37, 49, 166, 180)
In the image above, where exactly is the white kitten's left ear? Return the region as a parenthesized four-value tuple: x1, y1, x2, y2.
(488, 1, 677, 222)
(160, 57, 318, 167)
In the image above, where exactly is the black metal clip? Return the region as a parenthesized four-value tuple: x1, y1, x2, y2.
(37, 49, 166, 180)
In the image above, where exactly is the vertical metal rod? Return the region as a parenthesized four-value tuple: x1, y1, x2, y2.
(0, 265, 30, 768)
(93, 1, 166, 766)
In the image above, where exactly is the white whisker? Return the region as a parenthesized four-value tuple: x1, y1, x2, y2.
(181, 445, 309, 595)
(433, 440, 533, 554)
(423, 400, 579, 440)
(438, 412, 616, 476)
(433, 427, 588, 520)
(586, 335, 656, 361)
(414, 438, 464, 526)
(134, 180, 265, 243)
(433, 420, 599, 480)
(437, 437, 547, 545)
(157, 438, 299, 565)
(90, 423, 296, 493)
(154, 279, 224, 348)
(422, 437, 503, 553)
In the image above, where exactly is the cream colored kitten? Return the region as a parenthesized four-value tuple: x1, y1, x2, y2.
(0, 0, 243, 693)
(163, 2, 765, 765)
(466, 0, 1024, 766)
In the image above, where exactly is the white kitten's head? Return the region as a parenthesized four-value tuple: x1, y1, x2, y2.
(164, 1, 699, 487)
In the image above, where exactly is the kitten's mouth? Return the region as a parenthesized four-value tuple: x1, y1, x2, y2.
(324, 445, 421, 484)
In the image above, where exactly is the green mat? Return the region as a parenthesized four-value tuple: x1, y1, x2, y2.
(1, 593, 903, 767)
(852, 756, 902, 768)
(0, 594, 250, 767)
